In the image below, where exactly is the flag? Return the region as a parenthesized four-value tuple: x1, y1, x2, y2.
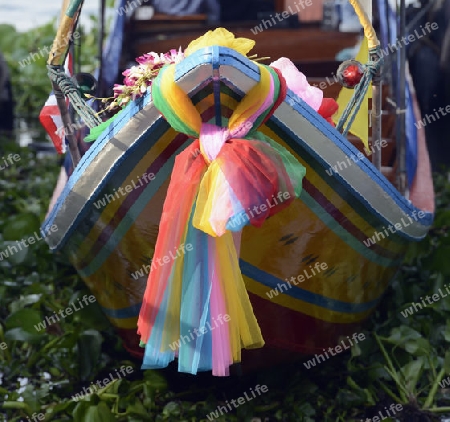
(332, 36, 372, 152)
(39, 53, 73, 154)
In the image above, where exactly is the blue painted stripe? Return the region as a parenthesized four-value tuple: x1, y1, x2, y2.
(100, 303, 142, 319)
(212, 46, 222, 127)
(240, 260, 380, 313)
(102, 259, 380, 319)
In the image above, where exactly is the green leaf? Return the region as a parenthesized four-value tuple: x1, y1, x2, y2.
(9, 294, 43, 313)
(52, 331, 80, 349)
(445, 351, 450, 374)
(351, 341, 362, 357)
(297, 402, 316, 417)
(5, 308, 43, 333)
(104, 378, 122, 395)
(433, 209, 450, 228)
(47, 400, 76, 417)
(77, 330, 102, 381)
(2, 213, 40, 241)
(346, 375, 373, 404)
(386, 326, 422, 346)
(443, 324, 450, 342)
(400, 358, 424, 393)
(0, 241, 31, 265)
(162, 401, 180, 416)
(73, 401, 93, 422)
(127, 398, 148, 416)
(4, 327, 42, 343)
(95, 401, 116, 421)
(143, 370, 168, 394)
(404, 337, 431, 356)
(429, 245, 450, 274)
(70, 292, 111, 330)
(84, 113, 121, 142)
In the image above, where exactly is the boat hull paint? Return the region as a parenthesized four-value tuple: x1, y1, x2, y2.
(42, 47, 433, 359)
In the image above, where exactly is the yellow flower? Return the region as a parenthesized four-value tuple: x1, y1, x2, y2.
(184, 27, 255, 57)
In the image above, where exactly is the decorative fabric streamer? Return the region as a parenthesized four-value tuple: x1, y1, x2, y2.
(137, 30, 315, 376)
(270, 57, 339, 126)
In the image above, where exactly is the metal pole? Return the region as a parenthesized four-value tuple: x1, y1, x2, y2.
(371, 52, 382, 171)
(396, 0, 407, 194)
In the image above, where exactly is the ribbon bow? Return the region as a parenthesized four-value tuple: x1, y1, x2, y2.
(137, 59, 306, 376)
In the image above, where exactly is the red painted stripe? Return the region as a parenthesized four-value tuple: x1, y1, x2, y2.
(303, 178, 399, 259)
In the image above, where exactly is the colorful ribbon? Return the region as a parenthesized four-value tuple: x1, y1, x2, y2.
(137, 58, 306, 376)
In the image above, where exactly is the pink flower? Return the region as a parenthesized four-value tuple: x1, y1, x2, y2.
(136, 52, 161, 65)
(108, 48, 185, 111)
(113, 84, 125, 95)
(165, 47, 184, 63)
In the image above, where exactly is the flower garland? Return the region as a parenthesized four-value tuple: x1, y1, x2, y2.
(90, 48, 185, 113)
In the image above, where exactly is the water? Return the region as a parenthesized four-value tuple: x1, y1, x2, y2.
(0, 0, 100, 32)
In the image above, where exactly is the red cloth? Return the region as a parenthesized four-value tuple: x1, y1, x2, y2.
(39, 53, 73, 154)
(317, 97, 339, 126)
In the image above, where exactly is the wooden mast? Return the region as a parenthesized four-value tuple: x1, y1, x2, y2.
(47, 0, 85, 167)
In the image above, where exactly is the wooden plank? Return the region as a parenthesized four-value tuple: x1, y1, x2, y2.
(129, 28, 359, 64)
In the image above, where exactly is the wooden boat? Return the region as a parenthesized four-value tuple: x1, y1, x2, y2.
(41, 0, 435, 372)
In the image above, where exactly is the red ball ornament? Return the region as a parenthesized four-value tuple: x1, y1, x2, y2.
(337, 60, 365, 89)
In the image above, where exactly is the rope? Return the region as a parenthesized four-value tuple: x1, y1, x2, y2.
(47, 65, 102, 128)
(335, 47, 383, 136)
(348, 0, 380, 49)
